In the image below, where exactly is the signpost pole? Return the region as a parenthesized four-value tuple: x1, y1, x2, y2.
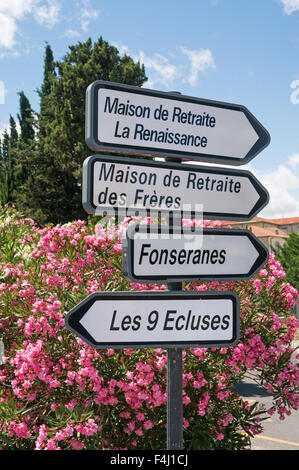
(166, 146, 183, 450)
(166, 281, 183, 450)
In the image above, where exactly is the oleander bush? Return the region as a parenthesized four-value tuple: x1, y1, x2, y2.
(0, 205, 298, 450)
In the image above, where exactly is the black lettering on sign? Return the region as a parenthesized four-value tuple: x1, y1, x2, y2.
(137, 244, 227, 265)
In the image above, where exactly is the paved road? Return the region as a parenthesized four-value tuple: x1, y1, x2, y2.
(234, 342, 299, 451)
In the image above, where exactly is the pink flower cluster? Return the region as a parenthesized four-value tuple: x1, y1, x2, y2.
(0, 207, 298, 450)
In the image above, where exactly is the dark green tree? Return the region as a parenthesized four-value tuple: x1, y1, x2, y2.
(0, 117, 19, 204)
(17, 91, 35, 143)
(16, 37, 147, 225)
(1, 129, 9, 163)
(9, 115, 18, 148)
(11, 91, 37, 206)
(7, 116, 19, 203)
(275, 232, 299, 292)
(39, 43, 56, 118)
(0, 130, 9, 204)
(0, 138, 3, 204)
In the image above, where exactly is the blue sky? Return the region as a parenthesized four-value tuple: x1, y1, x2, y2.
(0, 0, 299, 219)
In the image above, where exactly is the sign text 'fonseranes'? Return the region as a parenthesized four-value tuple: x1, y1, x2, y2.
(122, 225, 269, 283)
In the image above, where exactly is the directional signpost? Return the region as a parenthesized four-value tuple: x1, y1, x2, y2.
(122, 225, 269, 284)
(82, 155, 269, 221)
(65, 291, 240, 350)
(65, 80, 271, 451)
(85, 80, 270, 165)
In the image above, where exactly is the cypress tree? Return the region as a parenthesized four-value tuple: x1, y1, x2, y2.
(40, 44, 56, 118)
(12, 92, 36, 212)
(0, 130, 9, 204)
(9, 116, 18, 148)
(6, 116, 19, 203)
(0, 117, 19, 205)
(0, 137, 3, 204)
(17, 37, 147, 225)
(17, 91, 35, 143)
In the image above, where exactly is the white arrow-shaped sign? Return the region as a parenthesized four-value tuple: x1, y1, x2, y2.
(85, 81, 270, 166)
(82, 155, 269, 220)
(122, 226, 269, 283)
(65, 291, 239, 349)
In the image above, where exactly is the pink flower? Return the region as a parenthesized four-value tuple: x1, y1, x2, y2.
(143, 420, 153, 430)
(127, 421, 135, 431)
(34, 425, 48, 450)
(183, 418, 189, 428)
(55, 431, 65, 441)
(70, 439, 85, 450)
(65, 399, 77, 411)
(76, 419, 100, 436)
(46, 438, 60, 450)
(217, 433, 224, 441)
(113, 243, 122, 252)
(13, 422, 31, 438)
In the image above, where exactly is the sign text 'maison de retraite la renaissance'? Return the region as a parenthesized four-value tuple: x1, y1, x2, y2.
(103, 94, 215, 148)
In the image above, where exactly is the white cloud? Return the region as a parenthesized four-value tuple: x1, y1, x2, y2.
(0, 123, 9, 139)
(0, 12, 17, 49)
(0, 80, 7, 104)
(63, 28, 80, 38)
(195, 156, 299, 218)
(288, 153, 299, 170)
(112, 41, 181, 88)
(0, 1, 61, 50)
(280, 0, 299, 14)
(180, 46, 215, 85)
(0, 0, 36, 19)
(111, 41, 130, 56)
(137, 50, 182, 89)
(0, 0, 36, 49)
(114, 45, 215, 89)
(77, 0, 99, 31)
(244, 161, 299, 218)
(34, 0, 61, 29)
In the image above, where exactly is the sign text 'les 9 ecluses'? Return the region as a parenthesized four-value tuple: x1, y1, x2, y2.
(65, 291, 240, 349)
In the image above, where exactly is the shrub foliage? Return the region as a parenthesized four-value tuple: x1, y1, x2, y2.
(0, 206, 298, 450)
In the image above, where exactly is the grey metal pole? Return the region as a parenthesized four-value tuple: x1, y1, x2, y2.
(165, 91, 184, 450)
(166, 189, 183, 450)
(167, 281, 183, 450)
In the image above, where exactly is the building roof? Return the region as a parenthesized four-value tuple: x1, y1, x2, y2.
(250, 225, 289, 239)
(219, 220, 289, 238)
(267, 217, 299, 225)
(221, 217, 277, 226)
(220, 216, 299, 227)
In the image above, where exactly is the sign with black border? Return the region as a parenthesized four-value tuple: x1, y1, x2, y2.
(82, 155, 269, 221)
(85, 80, 270, 166)
(65, 291, 240, 349)
(122, 225, 269, 283)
